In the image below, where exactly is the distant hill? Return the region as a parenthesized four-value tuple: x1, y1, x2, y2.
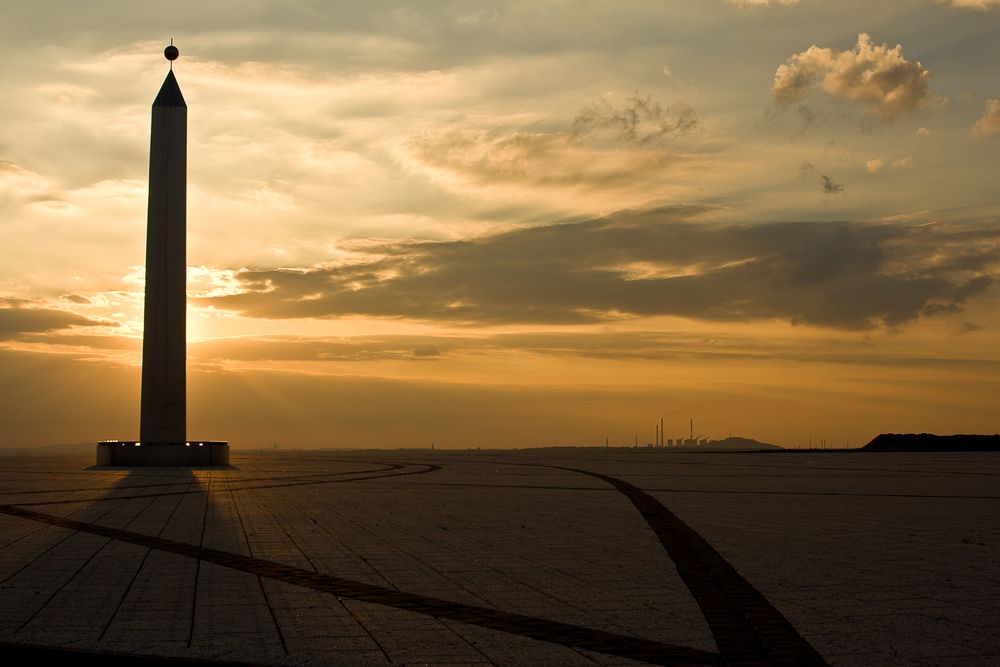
(864, 433, 1000, 452)
(696, 436, 783, 451)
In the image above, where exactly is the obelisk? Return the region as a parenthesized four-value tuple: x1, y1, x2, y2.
(97, 44, 228, 466)
(140, 44, 186, 444)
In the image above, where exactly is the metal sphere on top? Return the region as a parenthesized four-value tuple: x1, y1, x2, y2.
(164, 44, 179, 61)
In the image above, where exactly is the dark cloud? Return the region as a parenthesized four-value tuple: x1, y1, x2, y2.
(821, 175, 845, 195)
(195, 207, 999, 331)
(0, 298, 109, 340)
(62, 294, 92, 304)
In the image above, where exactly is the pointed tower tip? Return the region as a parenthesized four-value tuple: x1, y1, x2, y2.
(153, 69, 186, 108)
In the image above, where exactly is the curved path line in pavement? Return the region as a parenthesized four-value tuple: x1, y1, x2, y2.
(559, 466, 828, 667)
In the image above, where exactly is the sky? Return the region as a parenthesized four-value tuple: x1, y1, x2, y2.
(2, 0, 999, 450)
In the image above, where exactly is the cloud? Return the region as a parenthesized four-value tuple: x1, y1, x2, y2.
(0, 298, 108, 340)
(404, 94, 704, 209)
(406, 93, 702, 197)
(772, 34, 931, 120)
(971, 99, 1000, 139)
(867, 157, 913, 173)
(0, 159, 60, 210)
(39, 326, 999, 372)
(190, 335, 451, 363)
(945, 0, 1000, 8)
(571, 93, 699, 146)
(793, 104, 825, 132)
(409, 129, 594, 187)
(821, 175, 845, 194)
(726, 0, 799, 6)
(196, 207, 999, 331)
(63, 294, 92, 304)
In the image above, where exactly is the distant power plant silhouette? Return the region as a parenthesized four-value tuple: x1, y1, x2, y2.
(647, 417, 712, 447)
(97, 44, 228, 466)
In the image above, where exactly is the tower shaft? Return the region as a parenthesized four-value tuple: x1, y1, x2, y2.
(140, 72, 186, 443)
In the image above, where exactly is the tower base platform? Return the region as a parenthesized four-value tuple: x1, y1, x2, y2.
(96, 441, 229, 466)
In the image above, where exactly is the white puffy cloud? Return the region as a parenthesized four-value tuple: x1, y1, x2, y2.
(866, 159, 884, 173)
(971, 99, 1000, 139)
(772, 34, 931, 120)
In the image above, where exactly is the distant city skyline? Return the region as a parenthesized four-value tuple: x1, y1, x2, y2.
(1, 1, 999, 448)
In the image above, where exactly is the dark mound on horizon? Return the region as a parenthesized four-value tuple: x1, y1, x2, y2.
(864, 433, 1000, 452)
(697, 436, 783, 451)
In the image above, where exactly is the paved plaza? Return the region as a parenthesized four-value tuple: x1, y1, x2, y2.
(0, 449, 997, 665)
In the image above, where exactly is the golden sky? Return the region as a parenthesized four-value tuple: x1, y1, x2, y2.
(2, 1, 999, 449)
